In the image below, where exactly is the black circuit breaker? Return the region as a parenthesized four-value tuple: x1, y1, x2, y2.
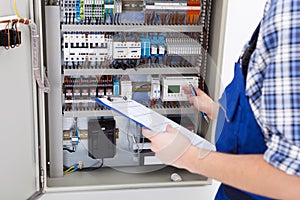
(0, 29, 21, 47)
(88, 118, 116, 159)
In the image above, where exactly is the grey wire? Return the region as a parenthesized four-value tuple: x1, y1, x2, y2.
(126, 119, 132, 150)
(78, 138, 102, 167)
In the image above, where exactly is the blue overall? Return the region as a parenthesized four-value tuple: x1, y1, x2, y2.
(213, 23, 274, 199)
(214, 62, 273, 200)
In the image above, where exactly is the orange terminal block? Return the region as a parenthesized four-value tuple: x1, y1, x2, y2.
(186, 0, 201, 25)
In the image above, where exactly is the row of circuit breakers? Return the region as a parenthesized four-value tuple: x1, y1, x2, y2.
(64, 75, 198, 105)
(62, 0, 202, 25)
(61, 0, 203, 111)
(63, 33, 202, 62)
(61, 0, 202, 61)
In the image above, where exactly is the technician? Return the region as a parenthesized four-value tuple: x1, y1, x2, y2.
(142, 0, 300, 199)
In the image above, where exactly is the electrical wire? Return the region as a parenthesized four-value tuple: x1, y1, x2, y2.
(125, 119, 132, 150)
(13, 22, 21, 47)
(64, 165, 77, 175)
(75, 139, 104, 170)
(63, 143, 104, 175)
(135, 124, 144, 153)
(4, 22, 11, 50)
(0, 18, 50, 92)
(13, 0, 21, 18)
(29, 21, 51, 93)
(78, 159, 103, 171)
(63, 147, 75, 153)
(2, 21, 21, 49)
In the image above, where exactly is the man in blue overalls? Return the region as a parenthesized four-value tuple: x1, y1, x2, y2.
(143, 0, 300, 199)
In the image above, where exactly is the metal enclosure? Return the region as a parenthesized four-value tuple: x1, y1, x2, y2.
(44, 0, 217, 191)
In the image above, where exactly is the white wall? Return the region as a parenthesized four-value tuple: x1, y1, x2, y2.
(220, 0, 266, 89)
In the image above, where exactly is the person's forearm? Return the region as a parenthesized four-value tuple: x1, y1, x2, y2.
(181, 146, 300, 200)
(208, 101, 219, 120)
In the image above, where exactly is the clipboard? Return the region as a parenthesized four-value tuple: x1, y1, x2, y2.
(94, 97, 215, 151)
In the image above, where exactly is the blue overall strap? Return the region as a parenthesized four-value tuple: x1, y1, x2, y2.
(241, 23, 261, 80)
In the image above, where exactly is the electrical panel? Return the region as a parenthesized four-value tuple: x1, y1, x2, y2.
(45, 0, 212, 189)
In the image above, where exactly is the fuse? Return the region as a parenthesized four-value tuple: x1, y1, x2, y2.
(89, 87, 97, 97)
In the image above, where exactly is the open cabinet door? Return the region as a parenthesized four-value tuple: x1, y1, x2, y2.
(0, 1, 43, 199)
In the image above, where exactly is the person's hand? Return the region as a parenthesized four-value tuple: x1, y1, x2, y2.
(183, 86, 219, 120)
(142, 125, 192, 168)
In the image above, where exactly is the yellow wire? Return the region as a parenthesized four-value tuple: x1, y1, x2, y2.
(64, 169, 76, 175)
(66, 166, 74, 171)
(64, 166, 74, 174)
(68, 169, 76, 173)
(13, 0, 21, 18)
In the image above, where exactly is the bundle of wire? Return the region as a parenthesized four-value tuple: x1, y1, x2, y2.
(63, 159, 104, 175)
(64, 163, 81, 175)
